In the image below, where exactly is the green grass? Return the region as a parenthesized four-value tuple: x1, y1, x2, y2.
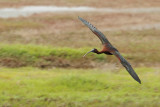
(0, 43, 158, 68)
(0, 44, 107, 67)
(0, 67, 159, 107)
(0, 44, 103, 59)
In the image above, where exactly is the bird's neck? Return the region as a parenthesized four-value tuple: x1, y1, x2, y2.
(95, 49, 103, 54)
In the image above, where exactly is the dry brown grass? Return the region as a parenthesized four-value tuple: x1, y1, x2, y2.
(0, 12, 159, 48)
(0, 0, 159, 8)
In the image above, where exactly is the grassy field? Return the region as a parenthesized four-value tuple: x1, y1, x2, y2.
(0, 1, 160, 106)
(0, 43, 158, 68)
(0, 67, 159, 107)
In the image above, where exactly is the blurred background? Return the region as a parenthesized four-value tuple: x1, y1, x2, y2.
(0, 0, 159, 107)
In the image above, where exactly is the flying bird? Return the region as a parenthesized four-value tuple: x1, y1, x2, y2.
(78, 16, 141, 84)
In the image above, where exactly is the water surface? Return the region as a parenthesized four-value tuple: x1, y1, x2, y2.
(0, 6, 160, 18)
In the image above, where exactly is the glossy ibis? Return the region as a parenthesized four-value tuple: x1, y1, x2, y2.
(78, 16, 141, 84)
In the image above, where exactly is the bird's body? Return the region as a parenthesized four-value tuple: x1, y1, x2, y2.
(78, 16, 141, 84)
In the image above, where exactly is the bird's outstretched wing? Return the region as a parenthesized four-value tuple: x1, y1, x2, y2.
(113, 51, 141, 84)
(78, 16, 110, 44)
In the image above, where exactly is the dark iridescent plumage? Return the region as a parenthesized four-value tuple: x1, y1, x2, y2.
(78, 16, 141, 84)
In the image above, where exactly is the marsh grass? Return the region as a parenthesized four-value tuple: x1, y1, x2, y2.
(0, 44, 89, 59)
(0, 44, 108, 68)
(0, 44, 158, 68)
(0, 67, 159, 107)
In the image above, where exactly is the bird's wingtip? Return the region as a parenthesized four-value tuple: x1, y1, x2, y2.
(78, 16, 81, 19)
(138, 80, 141, 84)
(78, 16, 84, 21)
(136, 78, 141, 84)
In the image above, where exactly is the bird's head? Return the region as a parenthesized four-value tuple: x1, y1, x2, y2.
(83, 48, 98, 57)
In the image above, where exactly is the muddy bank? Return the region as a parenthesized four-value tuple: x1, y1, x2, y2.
(0, 56, 105, 68)
(0, 56, 159, 69)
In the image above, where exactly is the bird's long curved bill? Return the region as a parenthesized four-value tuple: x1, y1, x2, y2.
(83, 50, 93, 57)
